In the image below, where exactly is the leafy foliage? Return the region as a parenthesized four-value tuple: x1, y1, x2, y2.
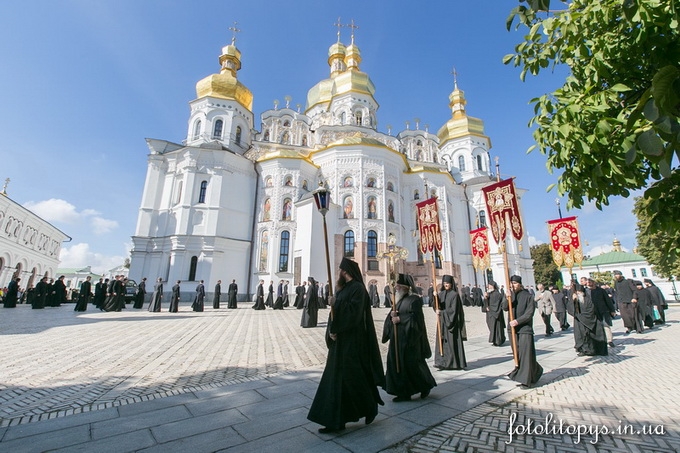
(505, 0, 680, 215)
(634, 181, 680, 279)
(530, 243, 563, 286)
(591, 271, 614, 287)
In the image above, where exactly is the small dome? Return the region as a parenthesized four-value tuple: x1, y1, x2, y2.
(328, 42, 346, 58)
(194, 43, 253, 111)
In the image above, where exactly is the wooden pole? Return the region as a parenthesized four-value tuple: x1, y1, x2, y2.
(388, 256, 399, 373)
(430, 255, 443, 355)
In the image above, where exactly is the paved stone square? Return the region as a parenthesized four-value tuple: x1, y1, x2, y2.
(0, 300, 677, 452)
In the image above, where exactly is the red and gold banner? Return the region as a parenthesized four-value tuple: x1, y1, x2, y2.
(547, 216, 584, 271)
(481, 178, 524, 243)
(470, 227, 490, 271)
(416, 197, 443, 254)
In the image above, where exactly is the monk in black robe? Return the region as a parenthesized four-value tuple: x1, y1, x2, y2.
(634, 281, 655, 329)
(382, 273, 436, 401)
(265, 281, 274, 308)
(483, 281, 506, 346)
(133, 278, 147, 309)
(252, 280, 266, 310)
(506, 275, 543, 387)
(273, 280, 285, 309)
(383, 284, 392, 308)
(74, 277, 92, 312)
(613, 271, 642, 333)
(368, 282, 380, 308)
(294, 282, 305, 309)
(32, 277, 48, 309)
(213, 280, 221, 309)
(53, 276, 67, 307)
(4, 277, 19, 308)
(168, 281, 180, 312)
(148, 278, 163, 312)
(301, 277, 318, 327)
(434, 275, 467, 370)
(227, 279, 238, 309)
(572, 283, 608, 356)
(103, 276, 125, 312)
(93, 278, 106, 309)
(308, 258, 385, 433)
(644, 278, 667, 324)
(192, 280, 205, 312)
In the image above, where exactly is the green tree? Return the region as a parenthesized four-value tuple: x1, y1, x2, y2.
(123, 257, 131, 269)
(634, 195, 680, 279)
(505, 1, 680, 247)
(530, 243, 563, 286)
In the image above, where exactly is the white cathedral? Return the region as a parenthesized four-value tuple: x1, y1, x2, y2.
(128, 32, 535, 299)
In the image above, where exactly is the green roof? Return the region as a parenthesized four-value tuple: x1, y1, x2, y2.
(583, 250, 646, 266)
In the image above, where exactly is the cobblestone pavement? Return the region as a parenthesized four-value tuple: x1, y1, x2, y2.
(0, 300, 677, 452)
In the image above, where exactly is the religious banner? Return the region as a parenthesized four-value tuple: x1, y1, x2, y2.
(416, 197, 443, 254)
(470, 227, 490, 271)
(481, 178, 524, 243)
(547, 216, 584, 271)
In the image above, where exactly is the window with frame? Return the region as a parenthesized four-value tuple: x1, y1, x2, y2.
(344, 230, 355, 257)
(640, 268, 648, 277)
(479, 210, 486, 227)
(458, 155, 466, 172)
(193, 120, 202, 140)
(434, 249, 442, 269)
(235, 126, 242, 145)
(367, 230, 378, 257)
(198, 181, 208, 203)
(477, 154, 483, 170)
(279, 231, 290, 272)
(213, 119, 223, 139)
(189, 256, 198, 281)
(631, 269, 637, 278)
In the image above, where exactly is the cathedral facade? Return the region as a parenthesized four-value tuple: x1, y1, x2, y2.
(128, 34, 534, 298)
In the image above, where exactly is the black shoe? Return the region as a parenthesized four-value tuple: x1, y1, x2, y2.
(318, 425, 345, 434)
(420, 389, 431, 399)
(365, 413, 376, 425)
(608, 342, 615, 347)
(393, 395, 411, 402)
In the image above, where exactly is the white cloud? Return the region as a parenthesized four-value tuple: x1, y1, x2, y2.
(528, 235, 542, 247)
(586, 242, 629, 258)
(24, 198, 118, 235)
(59, 243, 125, 274)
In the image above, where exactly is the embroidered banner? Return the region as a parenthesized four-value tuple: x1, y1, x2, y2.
(547, 216, 584, 271)
(470, 227, 490, 271)
(481, 178, 524, 243)
(416, 197, 443, 254)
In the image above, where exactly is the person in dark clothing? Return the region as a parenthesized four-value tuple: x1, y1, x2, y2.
(301, 277, 319, 327)
(103, 276, 125, 312)
(74, 276, 92, 312)
(169, 280, 180, 312)
(551, 285, 570, 331)
(3, 277, 20, 308)
(484, 281, 506, 346)
(294, 282, 304, 309)
(148, 278, 163, 312)
(32, 277, 48, 309)
(427, 283, 435, 308)
(505, 275, 543, 388)
(613, 270, 642, 334)
(192, 280, 205, 312)
(213, 280, 221, 309)
(133, 277, 147, 309)
(93, 278, 106, 309)
(253, 280, 266, 310)
(273, 280, 285, 309)
(634, 281, 655, 329)
(462, 284, 471, 306)
(434, 275, 467, 370)
(53, 276, 67, 307)
(383, 284, 392, 308)
(644, 278, 667, 324)
(368, 281, 380, 308)
(265, 281, 274, 308)
(572, 283, 608, 356)
(471, 285, 483, 307)
(227, 279, 238, 309)
(308, 258, 385, 433)
(587, 278, 616, 347)
(382, 273, 436, 402)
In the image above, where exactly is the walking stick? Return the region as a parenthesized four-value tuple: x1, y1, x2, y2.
(389, 268, 400, 373)
(430, 256, 443, 355)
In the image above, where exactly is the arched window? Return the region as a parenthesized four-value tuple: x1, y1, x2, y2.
(434, 250, 442, 269)
(235, 126, 242, 145)
(189, 256, 198, 281)
(479, 210, 487, 227)
(198, 181, 207, 203)
(281, 131, 290, 144)
(458, 155, 466, 172)
(193, 120, 202, 140)
(212, 119, 223, 139)
(283, 120, 291, 127)
(416, 139, 422, 146)
(355, 110, 363, 125)
(414, 190, 420, 200)
(387, 181, 394, 192)
(340, 112, 346, 124)
(344, 230, 355, 257)
(367, 230, 378, 257)
(279, 231, 290, 272)
(477, 154, 483, 170)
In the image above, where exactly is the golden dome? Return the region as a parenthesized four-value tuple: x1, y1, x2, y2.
(194, 43, 253, 111)
(331, 69, 375, 97)
(306, 78, 334, 111)
(437, 86, 487, 146)
(328, 42, 346, 59)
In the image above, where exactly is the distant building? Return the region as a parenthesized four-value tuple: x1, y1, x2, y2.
(55, 266, 102, 294)
(0, 188, 70, 289)
(561, 239, 678, 301)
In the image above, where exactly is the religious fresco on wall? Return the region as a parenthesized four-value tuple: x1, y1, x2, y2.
(265, 176, 273, 187)
(282, 198, 292, 221)
(302, 180, 308, 190)
(259, 230, 269, 272)
(343, 196, 354, 219)
(366, 177, 376, 188)
(343, 176, 353, 187)
(262, 198, 271, 221)
(387, 181, 394, 192)
(367, 196, 377, 219)
(388, 200, 395, 222)
(284, 176, 293, 186)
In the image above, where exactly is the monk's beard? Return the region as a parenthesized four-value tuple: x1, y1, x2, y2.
(336, 274, 347, 290)
(395, 286, 409, 303)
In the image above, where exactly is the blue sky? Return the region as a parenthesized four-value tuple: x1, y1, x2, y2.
(0, 0, 638, 273)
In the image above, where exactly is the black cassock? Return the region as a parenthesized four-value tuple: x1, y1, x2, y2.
(484, 290, 506, 346)
(382, 294, 436, 398)
(368, 284, 380, 308)
(636, 287, 655, 329)
(301, 283, 319, 327)
(252, 284, 266, 310)
(434, 288, 467, 370)
(308, 279, 385, 430)
(213, 283, 221, 309)
(133, 280, 146, 309)
(615, 277, 642, 332)
(148, 282, 163, 312)
(383, 285, 392, 308)
(294, 285, 304, 309)
(573, 292, 607, 356)
(169, 284, 180, 312)
(227, 282, 238, 309)
(74, 280, 91, 312)
(505, 288, 543, 386)
(265, 283, 274, 307)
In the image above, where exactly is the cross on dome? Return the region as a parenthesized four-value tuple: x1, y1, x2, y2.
(229, 21, 241, 45)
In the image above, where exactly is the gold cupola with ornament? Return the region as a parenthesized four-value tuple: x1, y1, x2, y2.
(437, 70, 487, 147)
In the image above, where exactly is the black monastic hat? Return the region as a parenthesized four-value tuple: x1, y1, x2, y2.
(510, 275, 522, 284)
(442, 275, 454, 284)
(339, 257, 363, 284)
(396, 273, 417, 292)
